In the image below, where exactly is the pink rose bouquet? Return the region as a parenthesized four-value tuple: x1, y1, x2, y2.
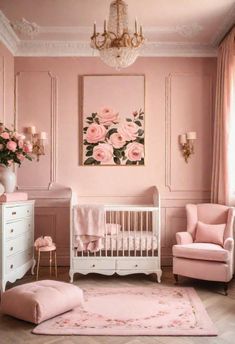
(83, 108, 144, 165)
(0, 123, 33, 167)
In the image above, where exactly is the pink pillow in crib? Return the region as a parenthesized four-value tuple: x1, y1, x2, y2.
(0, 280, 83, 324)
(194, 221, 225, 246)
(106, 223, 121, 235)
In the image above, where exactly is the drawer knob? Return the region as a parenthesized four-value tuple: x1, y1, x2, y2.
(10, 247, 13, 251)
(10, 264, 14, 269)
(135, 264, 138, 267)
(12, 211, 16, 215)
(10, 229, 14, 233)
(92, 264, 95, 267)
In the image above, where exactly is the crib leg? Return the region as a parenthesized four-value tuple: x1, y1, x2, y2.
(69, 270, 74, 283)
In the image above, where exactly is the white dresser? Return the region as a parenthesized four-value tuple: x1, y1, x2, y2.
(0, 200, 35, 292)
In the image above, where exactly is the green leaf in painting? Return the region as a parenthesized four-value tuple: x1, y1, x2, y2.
(114, 149, 122, 158)
(139, 158, 144, 165)
(86, 150, 93, 157)
(138, 129, 144, 136)
(107, 128, 117, 138)
(135, 120, 142, 127)
(114, 157, 121, 165)
(84, 157, 96, 165)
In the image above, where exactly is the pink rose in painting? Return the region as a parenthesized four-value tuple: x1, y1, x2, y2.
(1, 132, 10, 140)
(86, 123, 107, 143)
(93, 143, 113, 163)
(118, 121, 138, 141)
(126, 142, 144, 161)
(6, 140, 17, 152)
(98, 107, 120, 125)
(109, 132, 126, 149)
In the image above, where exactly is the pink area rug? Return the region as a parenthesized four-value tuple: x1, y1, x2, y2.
(32, 286, 217, 336)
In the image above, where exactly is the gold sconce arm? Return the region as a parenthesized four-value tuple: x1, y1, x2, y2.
(179, 132, 197, 163)
(26, 126, 47, 162)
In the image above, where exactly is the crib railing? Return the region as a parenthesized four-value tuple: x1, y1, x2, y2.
(74, 206, 160, 258)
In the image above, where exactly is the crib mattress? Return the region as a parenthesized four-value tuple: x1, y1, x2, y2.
(74, 231, 158, 252)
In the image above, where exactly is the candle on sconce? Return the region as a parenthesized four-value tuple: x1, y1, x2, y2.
(179, 134, 187, 144)
(93, 21, 97, 35)
(140, 25, 143, 36)
(135, 18, 138, 34)
(28, 126, 36, 135)
(186, 131, 197, 140)
(104, 19, 107, 32)
(39, 131, 47, 140)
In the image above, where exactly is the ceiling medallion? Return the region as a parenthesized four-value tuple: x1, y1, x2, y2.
(90, 0, 145, 70)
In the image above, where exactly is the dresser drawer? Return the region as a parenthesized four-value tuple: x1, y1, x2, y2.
(5, 219, 32, 240)
(4, 204, 33, 222)
(5, 232, 33, 257)
(5, 248, 33, 274)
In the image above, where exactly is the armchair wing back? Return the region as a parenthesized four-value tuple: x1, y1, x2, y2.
(186, 203, 234, 242)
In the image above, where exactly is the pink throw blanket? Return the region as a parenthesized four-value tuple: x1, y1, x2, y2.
(73, 205, 105, 252)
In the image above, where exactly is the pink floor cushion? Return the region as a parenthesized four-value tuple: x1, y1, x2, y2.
(0, 280, 83, 324)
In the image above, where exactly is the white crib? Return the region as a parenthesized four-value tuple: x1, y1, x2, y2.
(69, 186, 162, 283)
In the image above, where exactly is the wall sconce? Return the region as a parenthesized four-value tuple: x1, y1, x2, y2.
(27, 126, 47, 162)
(179, 131, 197, 163)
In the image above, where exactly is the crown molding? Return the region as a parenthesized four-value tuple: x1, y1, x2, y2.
(0, 11, 19, 54)
(0, 9, 217, 57)
(15, 40, 217, 57)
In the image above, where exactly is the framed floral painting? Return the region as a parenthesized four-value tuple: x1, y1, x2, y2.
(80, 74, 145, 166)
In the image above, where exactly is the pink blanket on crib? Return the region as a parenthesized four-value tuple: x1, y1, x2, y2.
(73, 205, 105, 252)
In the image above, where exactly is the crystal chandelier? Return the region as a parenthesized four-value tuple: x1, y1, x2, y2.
(90, 0, 144, 69)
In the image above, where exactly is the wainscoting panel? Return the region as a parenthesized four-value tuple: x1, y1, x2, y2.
(35, 206, 70, 266)
(15, 71, 57, 190)
(0, 56, 4, 123)
(165, 72, 213, 193)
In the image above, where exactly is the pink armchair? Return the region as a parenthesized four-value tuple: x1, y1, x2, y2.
(173, 203, 234, 295)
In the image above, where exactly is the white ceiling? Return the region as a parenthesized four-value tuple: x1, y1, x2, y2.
(0, 0, 235, 56)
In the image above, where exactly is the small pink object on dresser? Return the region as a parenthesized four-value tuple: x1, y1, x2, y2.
(0, 280, 84, 324)
(0, 192, 28, 202)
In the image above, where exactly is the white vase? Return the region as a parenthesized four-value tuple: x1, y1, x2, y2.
(0, 164, 16, 193)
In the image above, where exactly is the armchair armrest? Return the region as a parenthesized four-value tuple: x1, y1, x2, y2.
(224, 237, 234, 252)
(176, 232, 193, 245)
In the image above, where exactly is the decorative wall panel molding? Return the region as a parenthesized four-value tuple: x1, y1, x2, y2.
(0, 56, 5, 123)
(15, 71, 57, 190)
(165, 72, 213, 193)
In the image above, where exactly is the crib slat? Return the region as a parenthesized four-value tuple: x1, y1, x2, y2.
(122, 211, 124, 257)
(140, 211, 143, 257)
(128, 211, 130, 256)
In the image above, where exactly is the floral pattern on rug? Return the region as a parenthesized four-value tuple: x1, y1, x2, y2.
(33, 287, 217, 336)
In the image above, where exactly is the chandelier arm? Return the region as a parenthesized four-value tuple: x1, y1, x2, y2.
(91, 0, 144, 68)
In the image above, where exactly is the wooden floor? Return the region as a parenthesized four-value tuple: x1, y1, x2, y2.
(0, 267, 235, 344)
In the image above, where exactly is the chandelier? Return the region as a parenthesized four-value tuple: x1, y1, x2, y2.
(90, 0, 144, 69)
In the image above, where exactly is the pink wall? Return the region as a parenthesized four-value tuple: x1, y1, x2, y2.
(0, 42, 14, 128)
(14, 56, 217, 265)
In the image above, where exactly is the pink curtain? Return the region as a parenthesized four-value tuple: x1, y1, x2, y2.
(211, 28, 235, 205)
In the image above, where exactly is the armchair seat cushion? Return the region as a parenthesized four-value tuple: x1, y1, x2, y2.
(173, 243, 229, 262)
